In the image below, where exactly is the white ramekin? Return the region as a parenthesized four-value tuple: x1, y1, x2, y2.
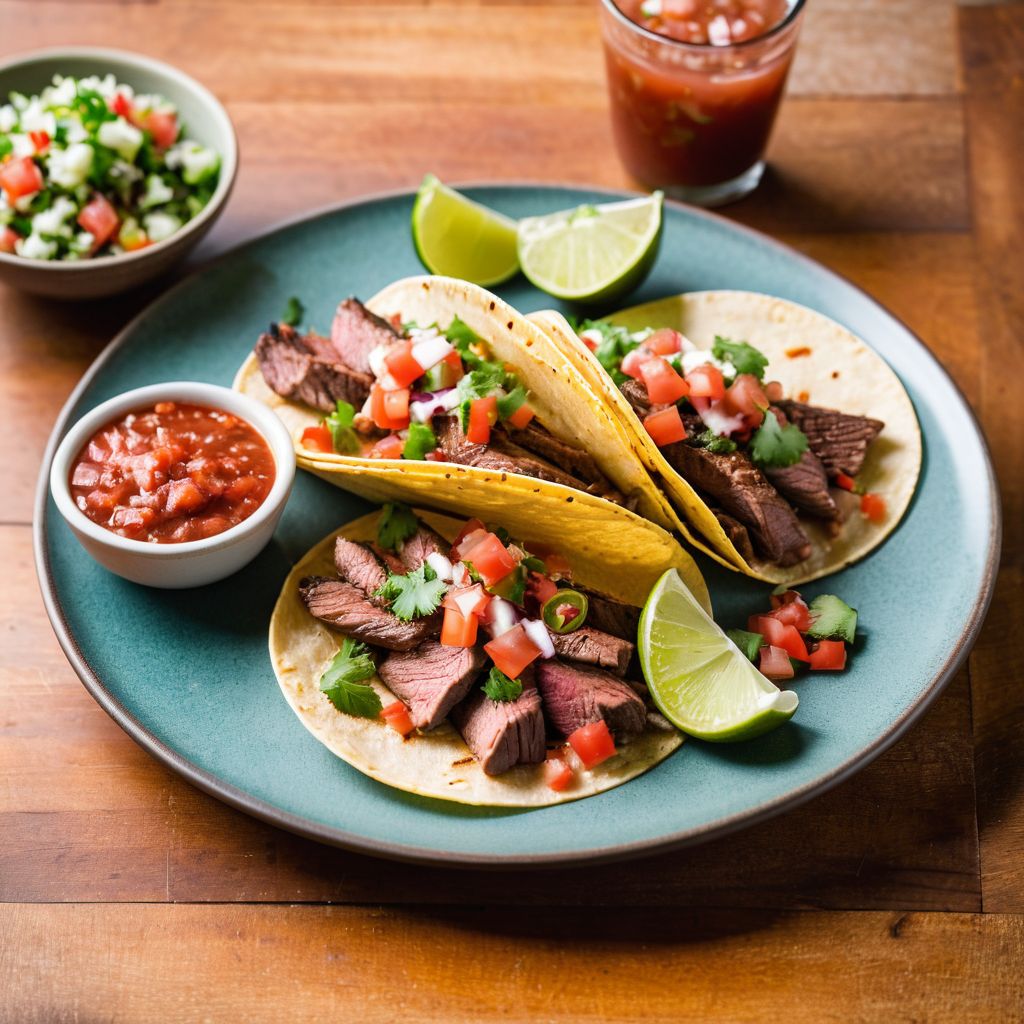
(49, 381, 296, 588)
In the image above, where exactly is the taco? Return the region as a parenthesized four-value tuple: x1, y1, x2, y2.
(530, 291, 922, 585)
(270, 505, 689, 806)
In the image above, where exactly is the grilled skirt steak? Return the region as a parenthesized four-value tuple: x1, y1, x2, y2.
(256, 323, 374, 412)
(776, 400, 884, 478)
(450, 686, 546, 776)
(508, 421, 613, 492)
(398, 525, 448, 571)
(713, 510, 756, 563)
(299, 576, 436, 651)
(378, 642, 486, 731)
(577, 592, 641, 642)
(535, 659, 646, 742)
(550, 626, 634, 676)
(330, 297, 401, 375)
(333, 538, 389, 603)
(762, 408, 839, 520)
(619, 377, 652, 418)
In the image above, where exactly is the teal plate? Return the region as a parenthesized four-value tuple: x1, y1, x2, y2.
(35, 185, 1000, 866)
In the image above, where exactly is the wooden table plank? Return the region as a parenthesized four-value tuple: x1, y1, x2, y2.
(2, 905, 1021, 1023)
(959, 3, 1024, 914)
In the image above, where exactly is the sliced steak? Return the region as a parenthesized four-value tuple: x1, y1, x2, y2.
(762, 408, 839, 520)
(398, 525, 447, 571)
(256, 322, 373, 412)
(550, 626, 634, 676)
(299, 576, 435, 651)
(450, 686, 546, 776)
(333, 538, 388, 602)
(619, 377, 652, 418)
(577, 591, 640, 642)
(330, 297, 401, 375)
(509, 422, 611, 490)
(535, 659, 646, 742)
(713, 510, 756, 564)
(776, 400, 884, 478)
(370, 543, 409, 575)
(378, 642, 485, 731)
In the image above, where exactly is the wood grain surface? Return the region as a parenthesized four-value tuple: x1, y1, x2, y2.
(1, 0, 1020, 1019)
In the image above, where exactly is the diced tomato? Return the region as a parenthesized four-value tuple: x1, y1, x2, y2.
(28, 130, 50, 154)
(770, 594, 813, 633)
(142, 109, 178, 150)
(0, 226, 20, 253)
(860, 492, 887, 523)
(759, 645, 795, 680)
(381, 701, 415, 737)
(722, 373, 768, 426)
(466, 395, 498, 445)
(748, 614, 809, 661)
(506, 402, 535, 430)
(300, 425, 333, 454)
(441, 606, 478, 648)
(110, 92, 134, 119)
(0, 156, 43, 201)
(369, 385, 408, 431)
(579, 333, 598, 352)
(645, 328, 683, 356)
(526, 571, 558, 609)
(643, 405, 687, 446)
(164, 478, 207, 516)
(450, 519, 487, 560)
(543, 754, 574, 791)
(567, 720, 617, 769)
(808, 639, 847, 671)
(443, 583, 491, 619)
(640, 357, 690, 404)
(834, 473, 856, 492)
(77, 194, 120, 249)
(685, 364, 726, 401)
(368, 433, 405, 459)
(484, 623, 542, 680)
(385, 340, 425, 389)
(620, 348, 649, 380)
(461, 531, 516, 586)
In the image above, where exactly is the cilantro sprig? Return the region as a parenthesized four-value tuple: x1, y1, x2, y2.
(482, 667, 523, 703)
(320, 639, 381, 717)
(377, 503, 419, 552)
(750, 409, 808, 468)
(578, 319, 641, 386)
(281, 296, 305, 327)
(326, 400, 360, 454)
(711, 336, 768, 380)
(375, 564, 448, 621)
(692, 428, 737, 454)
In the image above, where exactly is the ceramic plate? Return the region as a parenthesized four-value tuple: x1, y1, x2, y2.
(35, 185, 1000, 866)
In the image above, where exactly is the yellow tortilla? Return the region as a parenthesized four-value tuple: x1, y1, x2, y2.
(269, 510, 684, 807)
(530, 292, 922, 585)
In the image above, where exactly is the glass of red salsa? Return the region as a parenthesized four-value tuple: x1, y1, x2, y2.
(600, 0, 806, 205)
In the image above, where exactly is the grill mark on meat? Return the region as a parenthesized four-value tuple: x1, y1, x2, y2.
(378, 642, 486, 731)
(333, 538, 389, 603)
(450, 686, 546, 776)
(299, 576, 436, 651)
(535, 659, 646, 742)
(777, 400, 884, 477)
(549, 626, 634, 676)
(330, 297, 401, 375)
(509, 421, 612, 491)
(576, 591, 640, 642)
(256, 322, 373, 412)
(398, 525, 447, 571)
(762, 407, 839, 520)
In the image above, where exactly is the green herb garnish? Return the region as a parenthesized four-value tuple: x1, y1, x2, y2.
(281, 295, 305, 327)
(692, 429, 738, 454)
(377, 502, 419, 551)
(750, 410, 808, 468)
(325, 400, 360, 454)
(403, 421, 436, 461)
(482, 667, 523, 703)
(319, 638, 380, 717)
(375, 564, 448, 621)
(456, 364, 507, 403)
(578, 319, 641, 387)
(711, 336, 769, 380)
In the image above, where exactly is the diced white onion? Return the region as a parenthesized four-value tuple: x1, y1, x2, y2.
(409, 388, 458, 423)
(487, 598, 519, 638)
(693, 396, 745, 438)
(411, 335, 453, 372)
(681, 349, 734, 377)
(426, 552, 454, 583)
(367, 344, 390, 379)
(522, 619, 555, 659)
(451, 562, 470, 587)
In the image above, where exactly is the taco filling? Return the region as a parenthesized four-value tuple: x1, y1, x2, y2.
(296, 503, 664, 787)
(255, 297, 623, 503)
(576, 322, 887, 570)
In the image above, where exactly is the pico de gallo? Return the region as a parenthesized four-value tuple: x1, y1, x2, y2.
(0, 74, 220, 261)
(728, 588, 858, 681)
(299, 314, 537, 461)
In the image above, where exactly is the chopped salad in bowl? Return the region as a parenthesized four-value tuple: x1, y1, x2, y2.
(0, 73, 221, 261)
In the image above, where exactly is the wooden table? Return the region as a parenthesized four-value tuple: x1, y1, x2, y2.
(2, 1, 1022, 1019)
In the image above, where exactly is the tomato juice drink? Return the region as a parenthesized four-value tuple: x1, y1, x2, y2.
(600, 0, 805, 205)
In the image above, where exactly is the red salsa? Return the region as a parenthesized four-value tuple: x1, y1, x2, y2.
(70, 402, 276, 544)
(603, 0, 799, 190)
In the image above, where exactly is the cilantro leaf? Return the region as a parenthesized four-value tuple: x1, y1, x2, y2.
(403, 421, 436, 461)
(319, 638, 381, 717)
(456, 364, 507, 403)
(444, 316, 501, 374)
(326, 400, 360, 455)
(692, 428, 737, 454)
(578, 319, 642, 386)
(482, 667, 523, 703)
(711, 336, 768, 380)
(750, 410, 808, 468)
(281, 296, 304, 327)
(375, 564, 448, 621)
(497, 385, 529, 421)
(377, 503, 419, 551)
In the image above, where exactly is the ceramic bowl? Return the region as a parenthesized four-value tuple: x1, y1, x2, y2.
(49, 382, 295, 588)
(0, 47, 237, 299)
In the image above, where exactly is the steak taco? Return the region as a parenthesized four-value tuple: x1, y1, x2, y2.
(270, 505, 692, 806)
(530, 291, 921, 585)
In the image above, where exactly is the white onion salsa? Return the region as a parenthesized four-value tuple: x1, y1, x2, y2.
(0, 74, 220, 261)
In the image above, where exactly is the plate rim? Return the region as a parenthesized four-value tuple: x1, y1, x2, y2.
(33, 182, 1002, 868)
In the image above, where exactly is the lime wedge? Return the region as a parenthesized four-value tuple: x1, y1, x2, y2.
(411, 174, 520, 286)
(516, 192, 663, 303)
(639, 569, 798, 742)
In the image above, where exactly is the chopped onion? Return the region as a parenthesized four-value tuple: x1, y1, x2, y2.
(411, 335, 453, 372)
(692, 396, 745, 438)
(426, 552, 454, 583)
(451, 561, 470, 587)
(487, 598, 520, 638)
(367, 344, 390, 379)
(522, 618, 555, 659)
(409, 388, 456, 423)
